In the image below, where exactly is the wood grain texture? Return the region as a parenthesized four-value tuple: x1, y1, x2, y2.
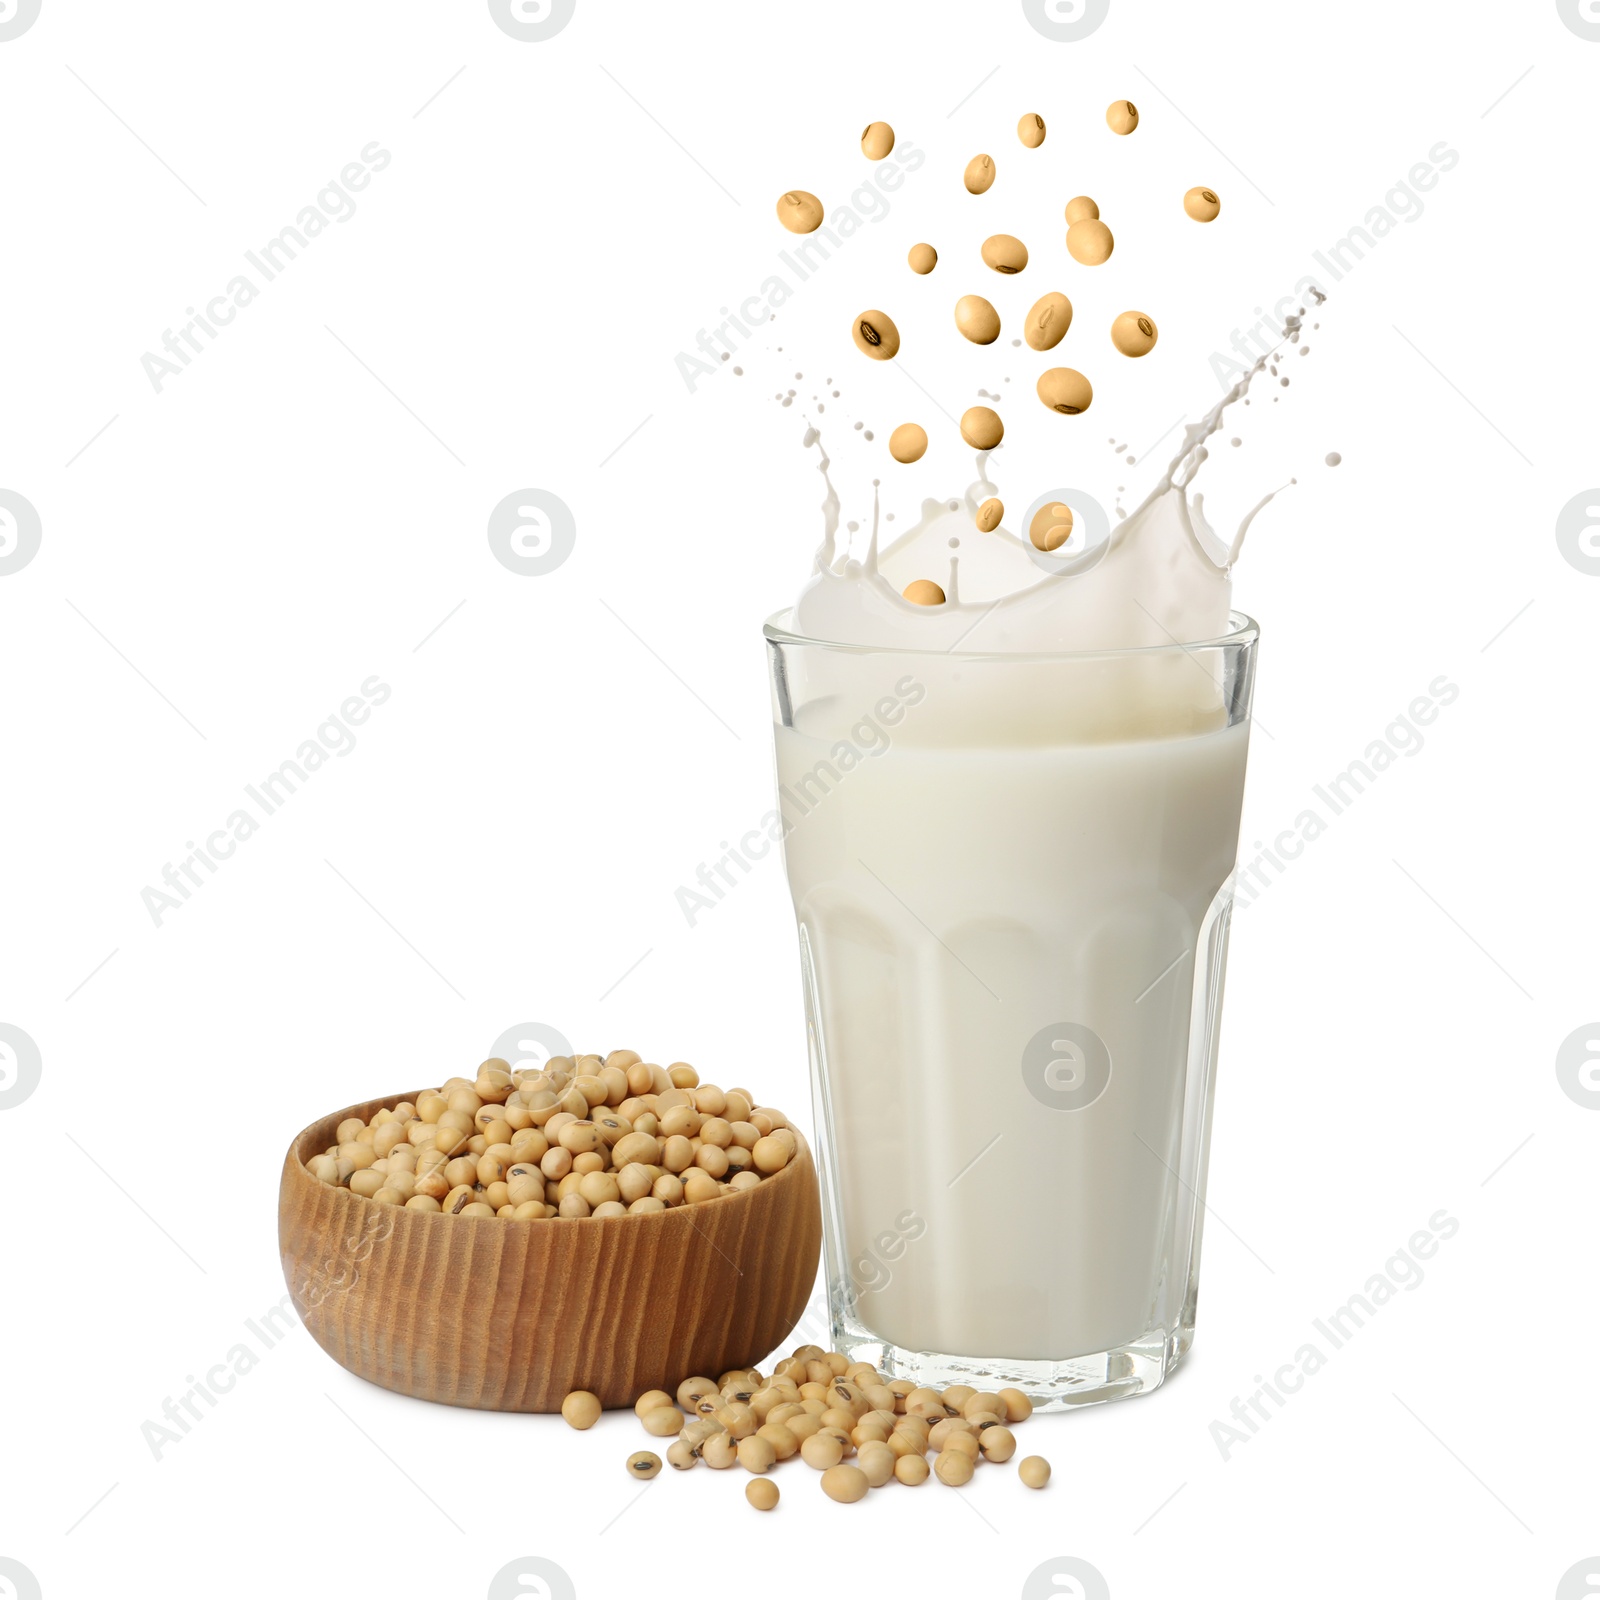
(278, 1089, 823, 1411)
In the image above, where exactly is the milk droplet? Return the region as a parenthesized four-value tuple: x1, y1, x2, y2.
(863, 430, 874, 441)
(1325, 452, 1342, 467)
(733, 366, 743, 376)
(1231, 437, 1242, 447)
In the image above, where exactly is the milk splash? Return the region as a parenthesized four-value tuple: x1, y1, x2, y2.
(790, 313, 1312, 653)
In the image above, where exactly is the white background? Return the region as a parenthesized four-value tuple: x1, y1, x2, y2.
(2, 1, 1597, 1596)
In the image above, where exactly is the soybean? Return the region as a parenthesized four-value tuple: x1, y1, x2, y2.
(981, 1425, 1018, 1463)
(1025, 291, 1073, 352)
(627, 1451, 662, 1479)
(801, 1431, 845, 1470)
(305, 1050, 797, 1218)
(954, 294, 1001, 345)
(641, 1406, 683, 1438)
(860, 121, 894, 159)
(857, 1442, 895, 1487)
(1106, 99, 1139, 134)
(820, 1464, 870, 1503)
(889, 423, 928, 464)
(678, 1376, 718, 1411)
(776, 190, 824, 233)
(903, 578, 946, 607)
(960, 406, 1004, 450)
(745, 1477, 781, 1511)
(963, 154, 995, 194)
(1017, 113, 1046, 148)
(1111, 311, 1158, 357)
(1064, 195, 1099, 225)
(758, 1422, 800, 1461)
(561, 1390, 601, 1430)
(1185, 186, 1221, 222)
(634, 1389, 674, 1418)
(1019, 1455, 1051, 1488)
(999, 1387, 1034, 1423)
(852, 310, 900, 361)
(1037, 368, 1093, 416)
(976, 497, 1004, 533)
(1030, 502, 1075, 551)
(908, 242, 937, 275)
(1066, 219, 1114, 266)
(981, 234, 1028, 274)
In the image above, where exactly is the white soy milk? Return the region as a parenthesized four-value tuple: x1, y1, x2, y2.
(774, 673, 1248, 1360)
(766, 322, 1306, 1369)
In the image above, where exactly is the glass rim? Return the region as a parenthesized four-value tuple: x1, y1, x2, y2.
(763, 607, 1259, 663)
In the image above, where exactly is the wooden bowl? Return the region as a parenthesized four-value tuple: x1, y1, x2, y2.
(278, 1090, 823, 1411)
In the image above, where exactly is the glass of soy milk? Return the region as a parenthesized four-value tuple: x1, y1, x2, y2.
(764, 609, 1257, 1410)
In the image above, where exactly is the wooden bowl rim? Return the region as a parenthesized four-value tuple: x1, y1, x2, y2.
(282, 1086, 813, 1229)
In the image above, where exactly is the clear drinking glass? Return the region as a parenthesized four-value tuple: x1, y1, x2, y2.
(764, 610, 1258, 1410)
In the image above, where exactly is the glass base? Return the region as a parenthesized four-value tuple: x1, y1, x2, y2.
(829, 1302, 1194, 1412)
